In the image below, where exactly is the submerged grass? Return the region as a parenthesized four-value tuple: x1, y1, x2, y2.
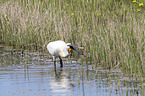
(0, 0, 145, 77)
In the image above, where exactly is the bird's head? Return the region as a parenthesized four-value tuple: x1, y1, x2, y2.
(66, 43, 84, 55)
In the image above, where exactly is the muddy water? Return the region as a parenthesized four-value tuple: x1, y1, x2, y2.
(0, 47, 144, 96)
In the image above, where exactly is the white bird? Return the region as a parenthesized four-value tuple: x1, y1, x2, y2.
(47, 40, 83, 67)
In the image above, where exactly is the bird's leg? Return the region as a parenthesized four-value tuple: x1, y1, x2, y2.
(54, 61, 56, 69)
(59, 56, 63, 68)
(54, 63, 56, 73)
(53, 56, 56, 68)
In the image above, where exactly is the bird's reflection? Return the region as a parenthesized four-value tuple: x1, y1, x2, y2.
(49, 67, 74, 92)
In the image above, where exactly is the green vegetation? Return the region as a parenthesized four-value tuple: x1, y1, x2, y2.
(0, 0, 144, 77)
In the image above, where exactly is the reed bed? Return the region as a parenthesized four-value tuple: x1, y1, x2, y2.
(0, 0, 145, 77)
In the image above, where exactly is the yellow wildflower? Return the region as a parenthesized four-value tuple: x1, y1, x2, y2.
(6, 26, 8, 29)
(132, 0, 136, 2)
(139, 3, 143, 6)
(71, 13, 74, 15)
(97, 13, 101, 16)
(137, 9, 141, 11)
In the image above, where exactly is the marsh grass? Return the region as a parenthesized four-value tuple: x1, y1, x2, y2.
(0, 0, 145, 77)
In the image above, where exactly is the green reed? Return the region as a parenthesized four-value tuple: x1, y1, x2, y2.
(0, 0, 144, 77)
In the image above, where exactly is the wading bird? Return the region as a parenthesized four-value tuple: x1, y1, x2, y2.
(47, 40, 83, 67)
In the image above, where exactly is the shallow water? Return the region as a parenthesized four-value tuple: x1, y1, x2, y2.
(0, 47, 144, 96)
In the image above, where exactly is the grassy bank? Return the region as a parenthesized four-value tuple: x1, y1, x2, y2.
(0, 0, 145, 77)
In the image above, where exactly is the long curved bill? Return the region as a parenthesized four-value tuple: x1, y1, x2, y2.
(69, 45, 84, 55)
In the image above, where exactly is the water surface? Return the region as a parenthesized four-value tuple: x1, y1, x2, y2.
(0, 47, 144, 96)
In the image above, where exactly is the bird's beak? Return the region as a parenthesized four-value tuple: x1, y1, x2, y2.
(69, 45, 84, 55)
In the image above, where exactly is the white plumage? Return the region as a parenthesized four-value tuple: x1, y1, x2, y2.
(47, 40, 70, 58)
